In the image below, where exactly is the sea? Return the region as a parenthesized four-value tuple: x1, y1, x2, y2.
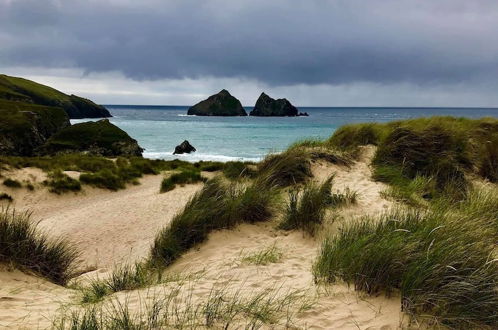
(71, 106, 498, 162)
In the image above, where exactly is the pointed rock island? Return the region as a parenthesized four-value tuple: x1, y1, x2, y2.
(187, 89, 247, 116)
(250, 92, 307, 117)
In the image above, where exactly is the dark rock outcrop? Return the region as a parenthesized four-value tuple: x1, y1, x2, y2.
(250, 92, 303, 117)
(39, 119, 143, 157)
(187, 90, 247, 116)
(173, 140, 196, 154)
(0, 100, 70, 156)
(0, 74, 112, 119)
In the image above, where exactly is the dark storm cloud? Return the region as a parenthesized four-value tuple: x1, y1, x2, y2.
(1, 0, 498, 86)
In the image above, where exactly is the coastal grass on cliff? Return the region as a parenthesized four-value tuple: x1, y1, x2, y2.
(313, 206, 498, 328)
(150, 178, 276, 267)
(0, 209, 78, 285)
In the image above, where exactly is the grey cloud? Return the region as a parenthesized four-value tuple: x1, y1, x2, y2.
(1, 0, 498, 87)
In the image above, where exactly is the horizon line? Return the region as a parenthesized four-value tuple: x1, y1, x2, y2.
(102, 104, 498, 110)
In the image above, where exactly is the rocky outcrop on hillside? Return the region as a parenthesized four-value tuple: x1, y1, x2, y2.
(39, 119, 143, 157)
(187, 90, 247, 116)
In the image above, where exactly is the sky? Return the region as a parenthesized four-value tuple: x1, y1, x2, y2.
(1, 0, 498, 107)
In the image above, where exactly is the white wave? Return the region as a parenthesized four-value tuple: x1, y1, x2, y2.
(177, 114, 196, 117)
(143, 151, 262, 163)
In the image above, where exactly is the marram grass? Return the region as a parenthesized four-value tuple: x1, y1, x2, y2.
(313, 207, 498, 328)
(0, 208, 78, 285)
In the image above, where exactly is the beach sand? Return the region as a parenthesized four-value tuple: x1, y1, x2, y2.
(0, 147, 403, 329)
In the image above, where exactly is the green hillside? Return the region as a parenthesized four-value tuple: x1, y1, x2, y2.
(0, 74, 111, 119)
(0, 99, 69, 156)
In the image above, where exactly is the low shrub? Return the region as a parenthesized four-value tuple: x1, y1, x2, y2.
(3, 178, 22, 188)
(44, 170, 81, 194)
(150, 179, 275, 267)
(160, 169, 206, 193)
(313, 208, 498, 328)
(0, 209, 78, 285)
(279, 177, 333, 235)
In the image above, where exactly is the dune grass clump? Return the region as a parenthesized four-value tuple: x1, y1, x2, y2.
(160, 168, 206, 193)
(242, 244, 283, 265)
(279, 177, 333, 235)
(327, 123, 386, 150)
(44, 170, 81, 194)
(79, 169, 125, 191)
(222, 161, 256, 180)
(0, 209, 78, 285)
(313, 208, 498, 328)
(257, 148, 312, 187)
(478, 136, 498, 182)
(81, 263, 156, 303)
(0, 192, 13, 202)
(150, 178, 276, 267)
(55, 283, 311, 329)
(3, 178, 22, 188)
(195, 160, 225, 172)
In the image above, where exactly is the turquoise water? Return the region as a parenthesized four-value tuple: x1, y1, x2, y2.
(72, 106, 498, 162)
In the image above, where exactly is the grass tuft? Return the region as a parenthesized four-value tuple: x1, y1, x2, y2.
(81, 262, 157, 303)
(44, 170, 81, 194)
(150, 178, 276, 267)
(257, 148, 312, 187)
(0, 192, 13, 202)
(313, 207, 498, 328)
(3, 178, 22, 188)
(0, 208, 78, 285)
(242, 244, 283, 265)
(279, 177, 333, 235)
(160, 168, 206, 193)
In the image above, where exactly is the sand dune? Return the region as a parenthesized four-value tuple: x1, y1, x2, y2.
(0, 148, 403, 329)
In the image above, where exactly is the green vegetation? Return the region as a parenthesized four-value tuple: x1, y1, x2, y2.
(314, 206, 498, 328)
(0, 193, 13, 202)
(150, 178, 276, 267)
(41, 119, 142, 156)
(0, 74, 110, 119)
(327, 122, 386, 149)
(222, 161, 256, 180)
(160, 168, 206, 193)
(0, 209, 78, 285)
(328, 117, 498, 204)
(55, 283, 310, 329)
(81, 263, 156, 303)
(242, 244, 283, 265)
(257, 148, 312, 187)
(195, 160, 225, 172)
(3, 178, 22, 188)
(44, 170, 81, 194)
(0, 99, 69, 156)
(0, 154, 219, 192)
(279, 177, 333, 235)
